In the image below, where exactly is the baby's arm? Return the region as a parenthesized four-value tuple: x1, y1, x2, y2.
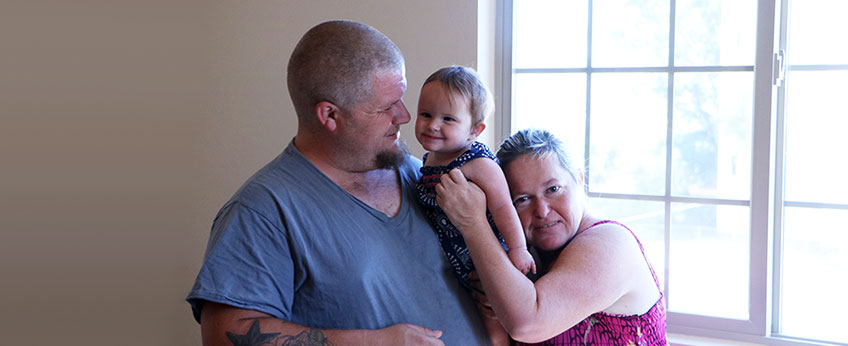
(461, 158, 536, 275)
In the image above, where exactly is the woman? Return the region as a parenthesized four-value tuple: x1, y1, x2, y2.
(436, 129, 667, 345)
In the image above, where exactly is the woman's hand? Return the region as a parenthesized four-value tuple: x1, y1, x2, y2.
(435, 168, 489, 233)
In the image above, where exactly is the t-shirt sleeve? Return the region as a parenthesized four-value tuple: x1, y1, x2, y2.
(186, 201, 294, 322)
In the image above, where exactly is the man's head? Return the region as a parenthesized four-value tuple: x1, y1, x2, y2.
(288, 21, 410, 171)
(287, 20, 405, 126)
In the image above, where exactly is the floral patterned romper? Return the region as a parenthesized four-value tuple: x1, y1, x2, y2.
(416, 141, 508, 291)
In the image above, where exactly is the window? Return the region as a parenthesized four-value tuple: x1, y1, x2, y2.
(776, 0, 848, 343)
(497, 0, 848, 345)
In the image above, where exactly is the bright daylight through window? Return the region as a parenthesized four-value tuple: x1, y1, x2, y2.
(503, 0, 848, 345)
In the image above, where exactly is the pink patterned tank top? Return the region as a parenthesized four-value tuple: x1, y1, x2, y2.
(516, 221, 667, 346)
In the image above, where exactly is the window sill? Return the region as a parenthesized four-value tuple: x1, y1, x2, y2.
(668, 333, 841, 346)
(669, 334, 766, 346)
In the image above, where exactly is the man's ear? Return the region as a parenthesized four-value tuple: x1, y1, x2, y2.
(469, 122, 486, 140)
(315, 101, 341, 132)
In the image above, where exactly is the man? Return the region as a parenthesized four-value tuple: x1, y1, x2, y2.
(186, 20, 490, 345)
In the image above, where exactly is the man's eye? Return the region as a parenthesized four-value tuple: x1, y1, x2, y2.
(547, 186, 561, 193)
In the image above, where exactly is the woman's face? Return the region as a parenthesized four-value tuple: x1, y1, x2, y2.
(503, 154, 585, 252)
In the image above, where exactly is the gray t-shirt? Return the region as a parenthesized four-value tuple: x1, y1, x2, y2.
(187, 141, 489, 345)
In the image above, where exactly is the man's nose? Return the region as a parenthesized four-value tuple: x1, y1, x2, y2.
(393, 100, 411, 125)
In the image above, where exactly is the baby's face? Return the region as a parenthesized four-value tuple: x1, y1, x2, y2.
(415, 82, 478, 156)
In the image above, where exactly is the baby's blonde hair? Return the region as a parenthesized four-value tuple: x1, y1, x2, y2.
(423, 66, 493, 126)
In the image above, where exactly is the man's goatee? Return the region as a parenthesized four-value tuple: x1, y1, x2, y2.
(375, 140, 410, 169)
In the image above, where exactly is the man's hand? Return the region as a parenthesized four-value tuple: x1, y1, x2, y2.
(376, 323, 444, 346)
(468, 271, 497, 320)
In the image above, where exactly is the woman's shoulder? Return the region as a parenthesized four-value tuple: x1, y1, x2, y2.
(571, 220, 642, 254)
(581, 220, 633, 237)
(585, 219, 628, 231)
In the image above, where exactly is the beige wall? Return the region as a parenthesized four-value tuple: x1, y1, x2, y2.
(0, 1, 486, 344)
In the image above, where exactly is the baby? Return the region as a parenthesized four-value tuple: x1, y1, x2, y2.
(414, 66, 535, 346)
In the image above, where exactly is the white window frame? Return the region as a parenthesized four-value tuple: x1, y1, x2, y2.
(494, 0, 846, 345)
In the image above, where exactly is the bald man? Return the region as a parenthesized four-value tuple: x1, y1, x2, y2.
(186, 20, 489, 346)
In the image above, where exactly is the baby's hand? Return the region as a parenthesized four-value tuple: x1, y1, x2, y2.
(508, 247, 536, 275)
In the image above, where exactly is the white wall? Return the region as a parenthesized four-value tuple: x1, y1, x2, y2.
(0, 1, 483, 344)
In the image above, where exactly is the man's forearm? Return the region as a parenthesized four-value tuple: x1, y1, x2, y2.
(200, 301, 445, 346)
(213, 318, 350, 346)
(200, 302, 370, 346)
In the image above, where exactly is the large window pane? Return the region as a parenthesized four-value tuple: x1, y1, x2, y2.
(592, 0, 669, 67)
(589, 73, 667, 195)
(784, 70, 848, 205)
(589, 198, 666, 286)
(672, 72, 752, 200)
(669, 203, 749, 319)
(675, 0, 756, 66)
(787, 0, 848, 65)
(781, 207, 848, 343)
(514, 0, 587, 69)
(513, 73, 586, 158)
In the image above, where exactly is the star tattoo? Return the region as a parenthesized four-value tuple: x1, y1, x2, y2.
(226, 320, 280, 346)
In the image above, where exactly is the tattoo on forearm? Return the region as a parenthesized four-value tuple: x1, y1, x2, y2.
(226, 321, 279, 346)
(226, 320, 336, 346)
(276, 329, 336, 346)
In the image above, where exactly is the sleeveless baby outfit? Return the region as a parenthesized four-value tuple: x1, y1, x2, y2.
(415, 141, 508, 290)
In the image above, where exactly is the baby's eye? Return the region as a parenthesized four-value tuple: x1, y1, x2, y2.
(420, 112, 432, 118)
(444, 116, 455, 122)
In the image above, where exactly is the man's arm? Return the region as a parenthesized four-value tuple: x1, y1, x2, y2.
(200, 301, 445, 346)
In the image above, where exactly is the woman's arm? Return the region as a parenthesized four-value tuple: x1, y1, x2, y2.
(436, 169, 642, 343)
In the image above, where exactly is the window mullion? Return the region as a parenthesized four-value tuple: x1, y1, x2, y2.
(749, 0, 782, 337)
(495, 0, 514, 142)
(771, 0, 790, 336)
(664, 0, 676, 303)
(584, 0, 593, 191)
